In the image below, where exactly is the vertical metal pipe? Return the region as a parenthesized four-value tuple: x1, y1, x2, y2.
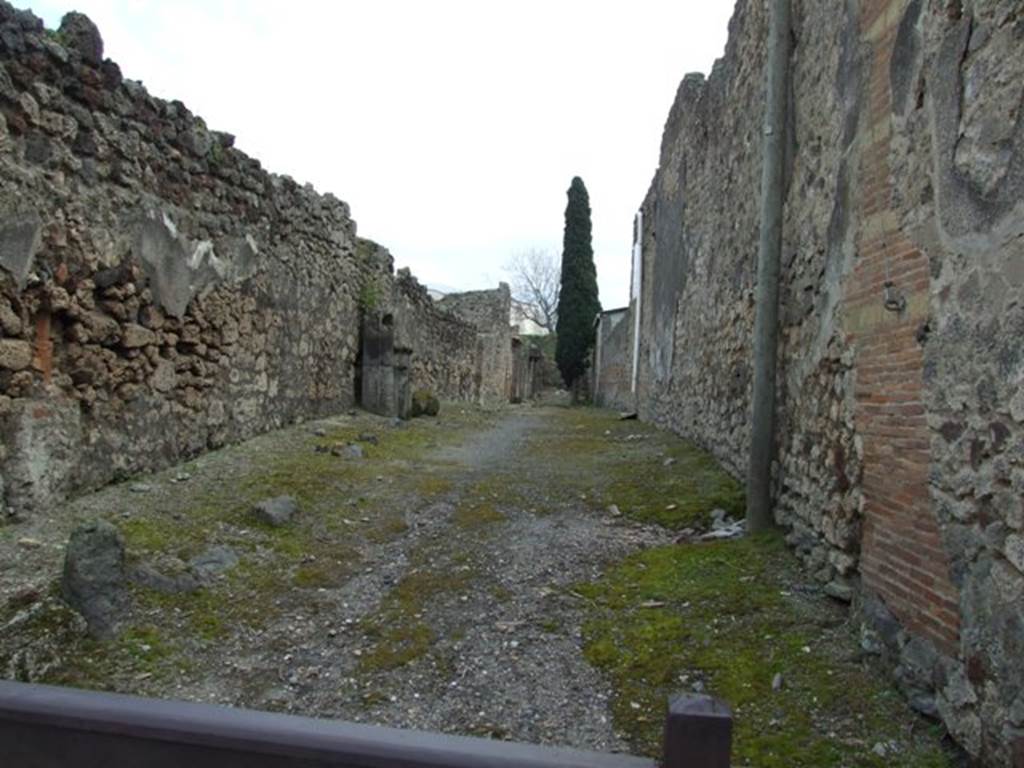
(747, 0, 792, 532)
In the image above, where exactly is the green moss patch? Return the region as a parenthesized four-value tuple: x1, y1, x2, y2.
(520, 408, 744, 528)
(358, 567, 471, 672)
(577, 534, 953, 767)
(603, 445, 744, 529)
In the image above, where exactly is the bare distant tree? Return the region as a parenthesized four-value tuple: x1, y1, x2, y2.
(504, 248, 560, 332)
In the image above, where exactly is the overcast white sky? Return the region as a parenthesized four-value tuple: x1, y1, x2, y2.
(20, 1, 735, 307)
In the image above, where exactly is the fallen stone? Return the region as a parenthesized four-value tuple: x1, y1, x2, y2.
(189, 546, 239, 581)
(130, 561, 200, 594)
(663, 457, 677, 467)
(252, 496, 298, 527)
(313, 427, 327, 437)
(357, 433, 379, 445)
(824, 579, 854, 603)
(129, 483, 153, 494)
(674, 528, 697, 543)
(772, 672, 784, 691)
(61, 520, 129, 638)
(618, 412, 638, 421)
(608, 504, 622, 517)
(17, 537, 43, 549)
(698, 520, 745, 541)
(332, 443, 364, 459)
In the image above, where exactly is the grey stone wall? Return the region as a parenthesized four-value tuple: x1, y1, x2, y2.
(632, 0, 1024, 763)
(436, 284, 513, 405)
(0, 5, 500, 519)
(592, 309, 633, 411)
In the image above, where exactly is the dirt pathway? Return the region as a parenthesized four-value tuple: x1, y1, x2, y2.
(0, 403, 959, 766)
(0, 405, 675, 752)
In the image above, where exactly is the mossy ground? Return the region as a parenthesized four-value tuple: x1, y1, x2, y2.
(358, 567, 472, 672)
(577, 533, 954, 767)
(0, 403, 956, 765)
(526, 408, 744, 528)
(1, 406, 497, 690)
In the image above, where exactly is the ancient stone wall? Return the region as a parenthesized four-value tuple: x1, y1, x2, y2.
(436, 285, 513, 405)
(0, 5, 501, 520)
(592, 308, 633, 411)
(632, 0, 1024, 763)
(387, 266, 482, 403)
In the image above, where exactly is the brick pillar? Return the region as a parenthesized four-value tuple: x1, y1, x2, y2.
(843, 0, 960, 655)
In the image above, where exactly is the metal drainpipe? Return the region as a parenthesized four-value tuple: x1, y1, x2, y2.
(746, 0, 792, 533)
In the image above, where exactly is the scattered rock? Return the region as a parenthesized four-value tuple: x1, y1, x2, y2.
(663, 457, 677, 467)
(61, 520, 129, 638)
(698, 520, 745, 541)
(411, 389, 440, 418)
(772, 672, 784, 691)
(674, 528, 697, 543)
(608, 504, 622, 517)
(130, 483, 153, 494)
(639, 600, 666, 609)
(172, 472, 192, 484)
(130, 560, 200, 594)
(313, 427, 327, 437)
(332, 443, 364, 459)
(824, 579, 854, 603)
(17, 537, 43, 549)
(252, 496, 298, 527)
(618, 412, 638, 421)
(189, 546, 239, 581)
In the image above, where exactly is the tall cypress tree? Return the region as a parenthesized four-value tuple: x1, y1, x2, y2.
(555, 176, 601, 389)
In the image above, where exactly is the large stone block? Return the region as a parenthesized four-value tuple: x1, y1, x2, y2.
(61, 520, 128, 638)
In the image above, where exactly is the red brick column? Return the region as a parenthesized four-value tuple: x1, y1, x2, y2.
(843, 0, 960, 656)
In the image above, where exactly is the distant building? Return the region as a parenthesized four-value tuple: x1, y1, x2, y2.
(510, 300, 550, 336)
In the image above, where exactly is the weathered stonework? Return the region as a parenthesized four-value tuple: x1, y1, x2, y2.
(0, 5, 510, 519)
(631, 0, 1024, 763)
(591, 308, 633, 411)
(436, 284, 514, 405)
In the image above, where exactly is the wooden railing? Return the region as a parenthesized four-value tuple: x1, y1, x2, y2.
(0, 680, 732, 767)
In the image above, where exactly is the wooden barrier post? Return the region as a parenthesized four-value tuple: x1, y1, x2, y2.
(662, 694, 733, 768)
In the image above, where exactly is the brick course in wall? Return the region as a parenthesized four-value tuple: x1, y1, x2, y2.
(847, 0, 961, 657)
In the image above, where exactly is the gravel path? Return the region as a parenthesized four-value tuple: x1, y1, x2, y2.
(0, 404, 675, 754)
